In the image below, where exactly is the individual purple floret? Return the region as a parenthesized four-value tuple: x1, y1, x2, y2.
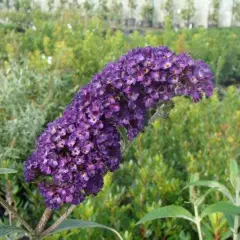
(24, 46, 214, 209)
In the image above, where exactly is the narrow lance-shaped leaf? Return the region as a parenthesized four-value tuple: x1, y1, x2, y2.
(230, 159, 240, 190)
(201, 202, 240, 219)
(149, 101, 175, 123)
(186, 181, 234, 202)
(201, 224, 214, 240)
(224, 214, 235, 229)
(0, 224, 24, 237)
(118, 127, 130, 154)
(47, 219, 123, 240)
(136, 205, 195, 225)
(0, 168, 17, 175)
(195, 188, 216, 206)
(230, 160, 239, 180)
(220, 230, 233, 240)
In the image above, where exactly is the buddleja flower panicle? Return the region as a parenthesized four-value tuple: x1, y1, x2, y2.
(24, 46, 214, 209)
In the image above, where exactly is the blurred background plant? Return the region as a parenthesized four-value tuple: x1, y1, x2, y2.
(109, 0, 123, 25)
(141, 0, 154, 27)
(180, 0, 196, 27)
(97, 0, 109, 20)
(128, 0, 137, 18)
(232, 0, 240, 25)
(208, 0, 220, 27)
(162, 0, 174, 19)
(126, 0, 137, 27)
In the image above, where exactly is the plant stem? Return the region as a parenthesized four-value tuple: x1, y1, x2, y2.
(0, 196, 34, 234)
(148, 101, 173, 124)
(194, 204, 203, 240)
(233, 188, 240, 240)
(40, 205, 76, 237)
(122, 101, 173, 156)
(31, 236, 40, 240)
(6, 180, 13, 226)
(35, 208, 53, 235)
(234, 216, 239, 240)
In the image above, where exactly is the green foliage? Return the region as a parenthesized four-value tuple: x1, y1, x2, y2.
(128, 0, 137, 18)
(138, 160, 240, 240)
(162, 0, 174, 18)
(141, 0, 154, 21)
(200, 202, 240, 219)
(185, 181, 234, 202)
(189, 159, 240, 240)
(0, 63, 75, 165)
(0, 223, 24, 237)
(14, 0, 21, 11)
(109, 0, 123, 21)
(1, 11, 240, 85)
(20, 0, 31, 12)
(137, 206, 195, 224)
(232, 2, 240, 23)
(0, 168, 17, 174)
(47, 0, 54, 12)
(180, 0, 196, 25)
(48, 219, 123, 240)
(209, 0, 220, 25)
(97, 0, 109, 20)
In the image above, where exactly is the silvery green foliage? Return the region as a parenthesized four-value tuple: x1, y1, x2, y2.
(1, 65, 45, 164)
(0, 62, 75, 166)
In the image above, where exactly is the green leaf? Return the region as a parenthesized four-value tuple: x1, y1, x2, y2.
(0, 168, 17, 175)
(0, 224, 24, 237)
(149, 100, 175, 122)
(195, 188, 216, 206)
(230, 160, 239, 179)
(224, 214, 235, 229)
(220, 230, 233, 240)
(47, 219, 123, 240)
(201, 224, 213, 240)
(118, 127, 130, 154)
(230, 160, 240, 189)
(136, 205, 195, 225)
(201, 202, 240, 219)
(186, 181, 234, 202)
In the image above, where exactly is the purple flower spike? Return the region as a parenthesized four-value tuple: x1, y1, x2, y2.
(24, 46, 214, 209)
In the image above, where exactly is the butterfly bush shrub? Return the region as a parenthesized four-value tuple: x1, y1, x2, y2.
(24, 46, 214, 209)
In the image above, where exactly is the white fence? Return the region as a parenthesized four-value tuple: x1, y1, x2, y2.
(1, 0, 239, 28)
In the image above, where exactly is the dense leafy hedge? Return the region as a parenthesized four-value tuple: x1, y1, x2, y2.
(0, 10, 240, 240)
(1, 10, 240, 86)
